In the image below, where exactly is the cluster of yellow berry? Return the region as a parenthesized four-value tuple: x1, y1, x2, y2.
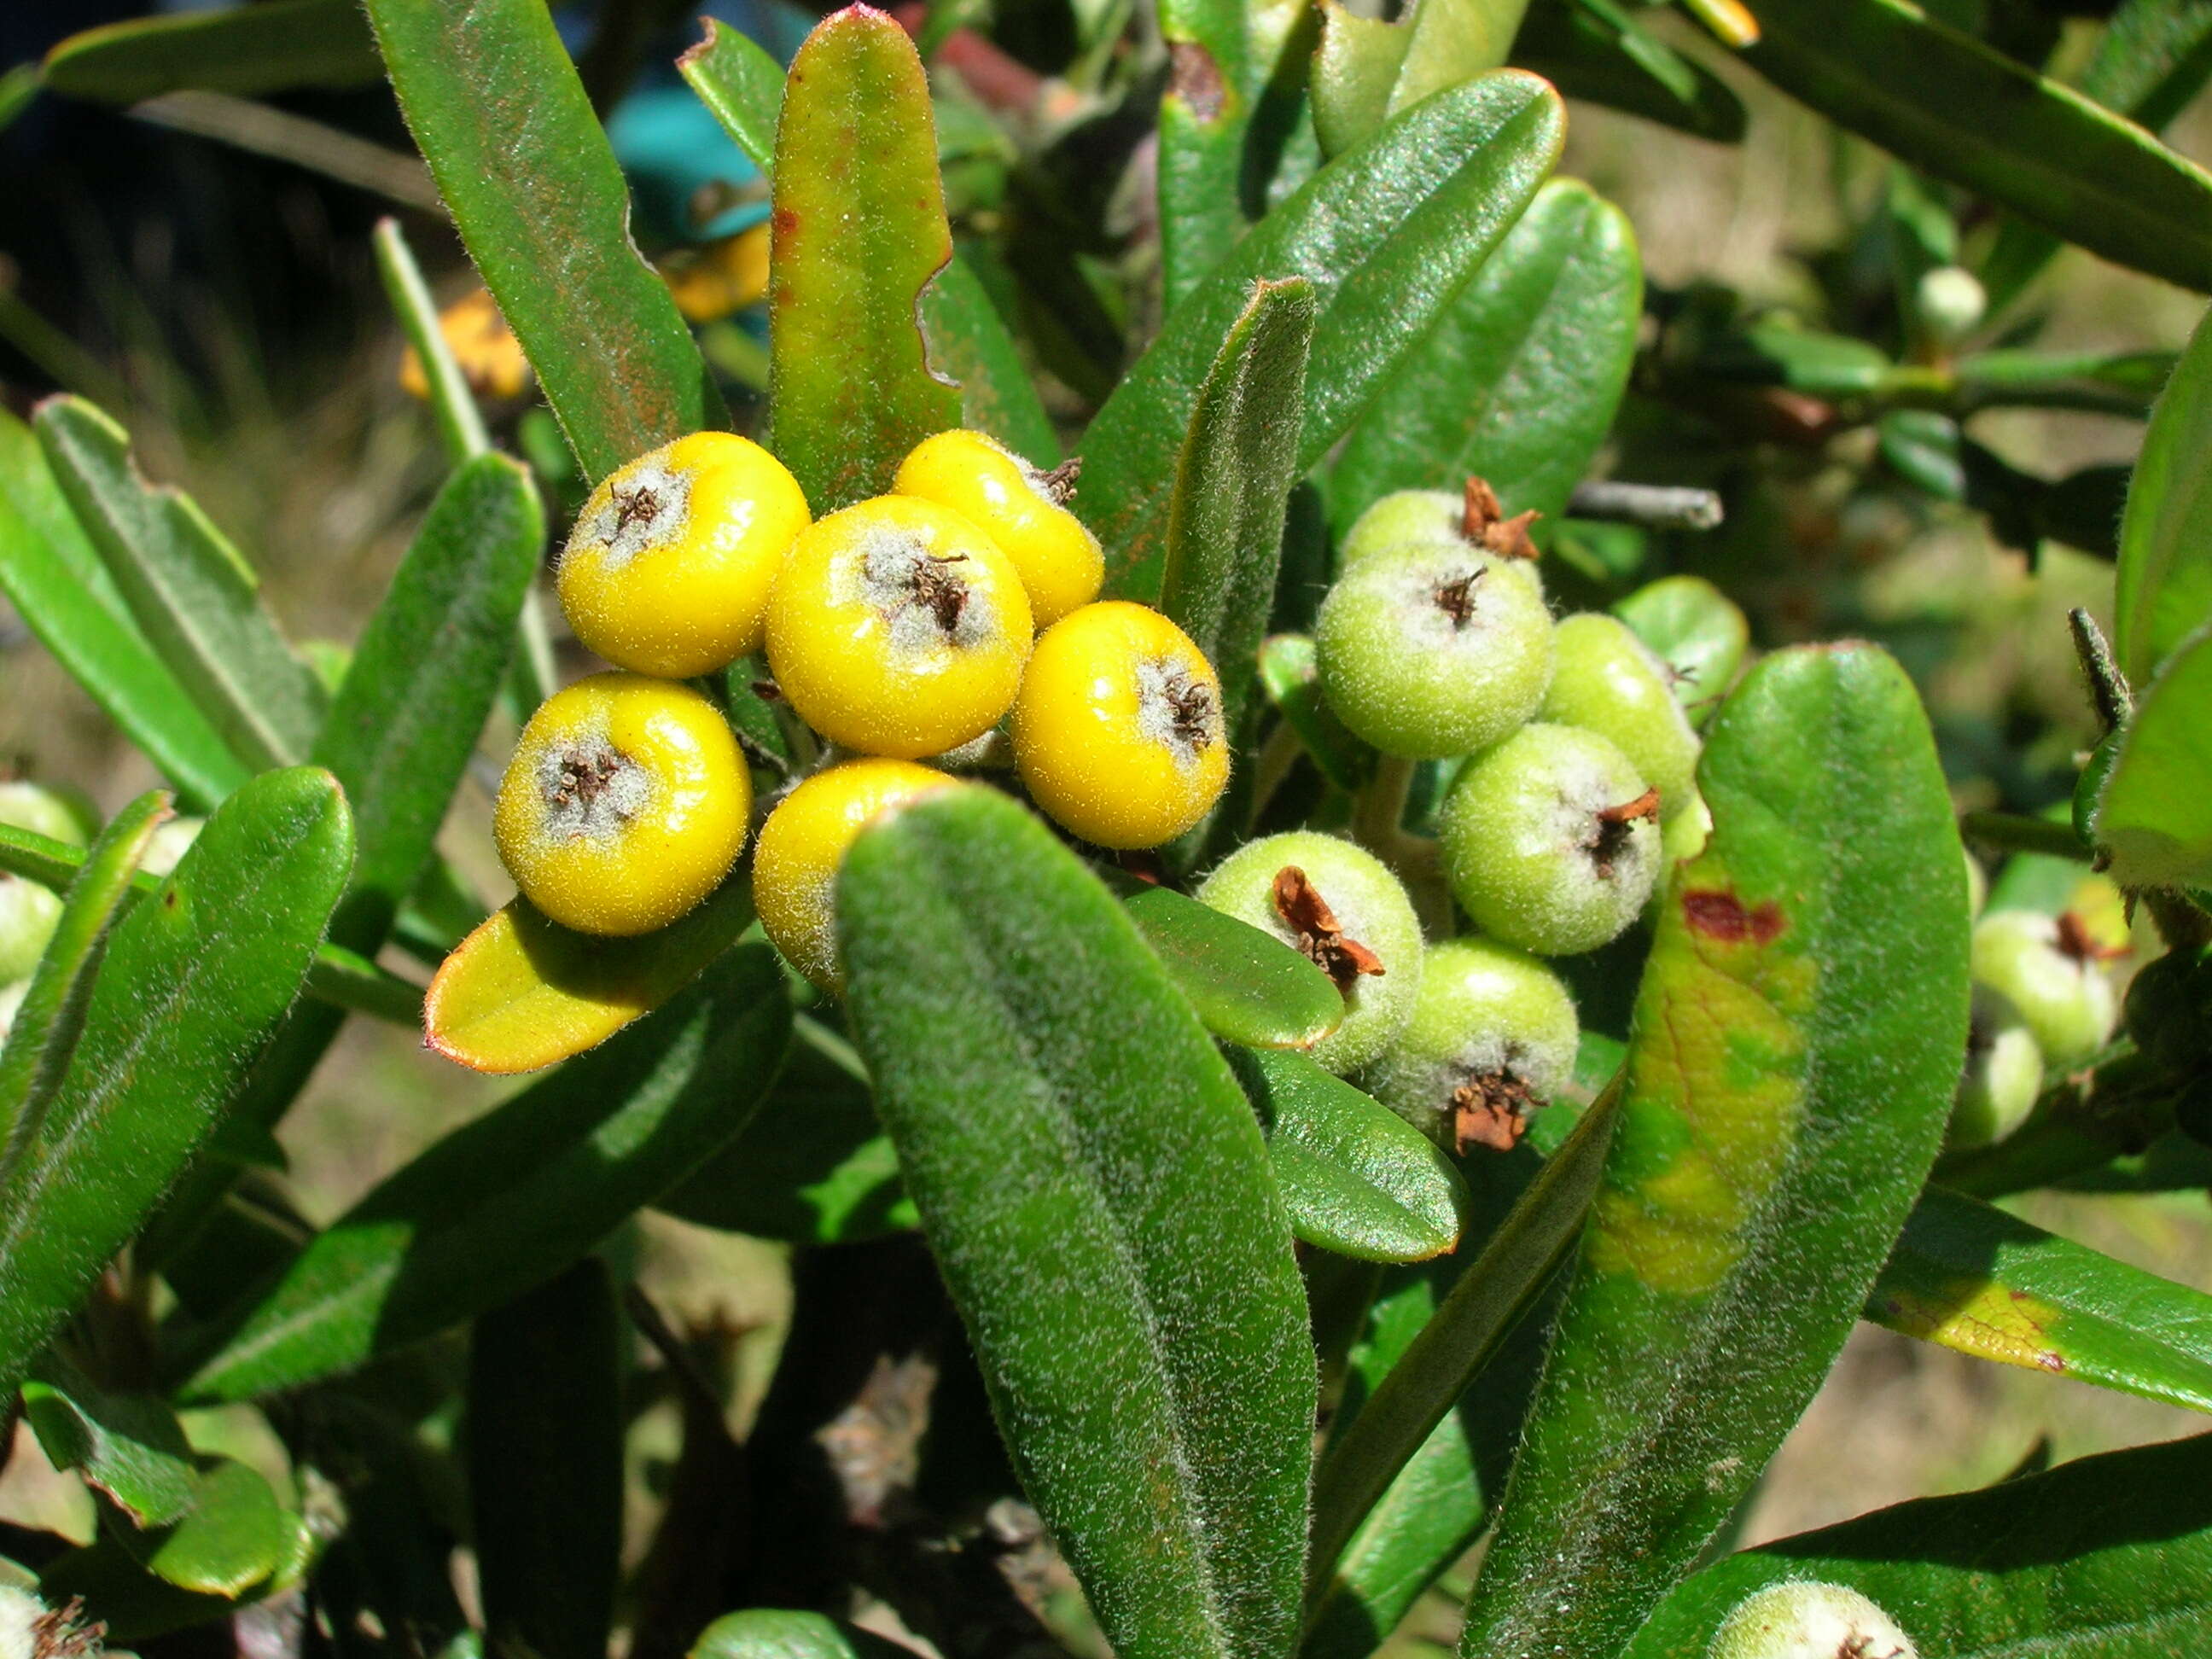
(494, 428, 1231, 992)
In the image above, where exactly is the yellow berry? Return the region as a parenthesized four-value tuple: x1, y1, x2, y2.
(399, 288, 532, 403)
(752, 759, 958, 992)
(661, 223, 771, 323)
(494, 672, 750, 937)
(893, 430, 1102, 627)
(765, 496, 1033, 760)
(557, 432, 811, 679)
(1010, 602, 1230, 848)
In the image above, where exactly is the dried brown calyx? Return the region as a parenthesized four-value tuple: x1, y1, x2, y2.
(1452, 1070, 1538, 1153)
(1272, 865, 1386, 995)
(1462, 475, 1541, 562)
(1165, 676, 1218, 748)
(1434, 566, 1487, 629)
(2054, 909, 2127, 967)
(1037, 455, 1083, 507)
(31, 1598, 106, 1659)
(553, 747, 626, 812)
(611, 483, 662, 535)
(900, 551, 973, 635)
(1586, 786, 1662, 880)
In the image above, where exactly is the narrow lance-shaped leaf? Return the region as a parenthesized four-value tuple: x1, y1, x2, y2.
(186, 946, 790, 1402)
(313, 453, 540, 951)
(1160, 277, 1315, 743)
(0, 766, 354, 1399)
(767, 7, 961, 511)
(422, 878, 757, 1075)
(1871, 1183, 2212, 1414)
(1157, 0, 1255, 311)
(677, 20, 783, 176)
(1456, 644, 1971, 1659)
(20, 1351, 199, 1529)
(35, 395, 325, 773)
(1733, 0, 2212, 294)
(40, 0, 381, 103)
(2115, 303, 2212, 684)
(840, 789, 1315, 1659)
(372, 218, 490, 466)
(0, 411, 242, 812)
(2088, 623, 2212, 890)
(0, 790, 169, 1175)
(469, 1259, 623, 1659)
(1081, 71, 1564, 601)
(1330, 178, 1641, 542)
(363, 0, 721, 482)
(1512, 0, 1747, 143)
(1119, 881, 1342, 1051)
(1621, 1432, 2212, 1658)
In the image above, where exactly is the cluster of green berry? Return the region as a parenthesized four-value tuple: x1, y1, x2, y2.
(1190, 483, 1725, 1152)
(495, 428, 1232, 992)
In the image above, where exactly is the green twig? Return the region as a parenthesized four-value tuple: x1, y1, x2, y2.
(1959, 811, 2090, 863)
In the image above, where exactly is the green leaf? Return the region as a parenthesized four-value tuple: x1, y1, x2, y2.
(469, 1258, 623, 1659)
(1513, 0, 1747, 143)
(132, 1458, 294, 1598)
(41, 0, 381, 102)
(0, 791, 169, 1171)
(1120, 882, 1343, 1051)
(766, 8, 960, 512)
(372, 218, 490, 467)
(363, 0, 721, 484)
(1870, 1185, 2212, 1414)
(1611, 575, 1749, 731)
(0, 411, 242, 812)
(1158, 277, 1316, 745)
(2116, 305, 2212, 684)
(1305, 1089, 1621, 1598)
(1396, 0, 1533, 113)
(1330, 178, 1641, 543)
(1233, 1047, 1469, 1261)
(1736, 0, 2212, 294)
(184, 946, 789, 1402)
(1081, 71, 1565, 602)
(34, 395, 326, 773)
(690, 1610, 916, 1659)
(312, 454, 540, 951)
(840, 789, 1314, 1659)
(677, 19, 783, 175)
(1955, 346, 2176, 416)
(1620, 1432, 2212, 1657)
(922, 253, 1063, 464)
(654, 1016, 916, 1244)
(20, 1352, 198, 1529)
(1455, 643, 1970, 1659)
(1313, 4, 1411, 160)
(422, 878, 756, 1075)
(1259, 633, 1376, 793)
(0, 767, 353, 1400)
(2090, 624, 2212, 889)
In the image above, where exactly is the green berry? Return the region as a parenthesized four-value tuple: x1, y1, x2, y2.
(1949, 991, 2044, 1150)
(0, 779, 98, 848)
(1963, 846, 1988, 920)
(1365, 937, 1578, 1150)
(142, 817, 205, 877)
(1340, 487, 1544, 591)
(1196, 831, 1424, 1076)
(1708, 1580, 1918, 1659)
(1439, 723, 1662, 957)
(1970, 909, 2117, 1068)
(1540, 614, 1701, 821)
(0, 876, 61, 984)
(1314, 544, 1554, 760)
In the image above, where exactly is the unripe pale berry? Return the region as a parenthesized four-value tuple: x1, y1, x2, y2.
(1949, 989, 2045, 1150)
(0, 878, 59, 983)
(751, 759, 958, 993)
(1365, 937, 1578, 1152)
(1611, 573, 1749, 732)
(766, 496, 1033, 760)
(0, 981, 26, 1040)
(1197, 831, 1423, 1075)
(1438, 723, 1662, 957)
(1541, 614, 1701, 822)
(1707, 1580, 1917, 1659)
(141, 816, 204, 877)
(1916, 263, 1987, 346)
(1338, 483, 1545, 597)
(1314, 544, 1554, 759)
(1010, 602, 1229, 848)
(1970, 909, 2118, 1068)
(494, 672, 750, 937)
(0, 779, 98, 848)
(558, 431, 812, 678)
(894, 430, 1103, 627)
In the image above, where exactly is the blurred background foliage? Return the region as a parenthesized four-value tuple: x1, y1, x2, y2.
(2, 1, 2209, 1648)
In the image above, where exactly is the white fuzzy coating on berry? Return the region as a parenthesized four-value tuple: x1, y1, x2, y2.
(531, 730, 651, 846)
(1196, 831, 1424, 1076)
(0, 1586, 54, 1659)
(1366, 937, 1579, 1141)
(834, 522, 1001, 663)
(573, 455, 699, 572)
(1439, 723, 1662, 958)
(1970, 909, 2117, 1068)
(1314, 544, 1555, 760)
(1133, 655, 1219, 771)
(1707, 1580, 1917, 1659)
